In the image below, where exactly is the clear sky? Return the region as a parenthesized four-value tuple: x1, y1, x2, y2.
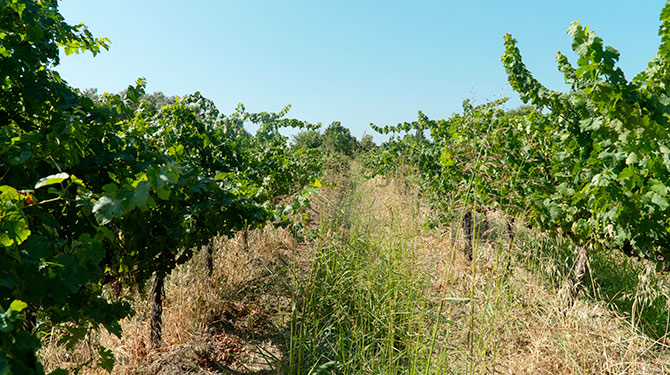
(56, 1, 665, 140)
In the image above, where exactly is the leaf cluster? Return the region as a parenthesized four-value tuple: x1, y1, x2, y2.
(370, 1, 670, 274)
(0, 2, 322, 373)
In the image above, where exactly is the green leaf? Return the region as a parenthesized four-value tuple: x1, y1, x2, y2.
(102, 183, 118, 194)
(617, 166, 634, 180)
(0, 186, 19, 201)
(580, 117, 604, 132)
(133, 180, 151, 207)
(440, 148, 455, 167)
(156, 187, 170, 200)
(575, 63, 598, 79)
(0, 212, 31, 248)
(148, 165, 179, 200)
(97, 346, 115, 371)
(9, 300, 27, 312)
(214, 172, 233, 180)
(70, 174, 88, 188)
(649, 179, 668, 196)
(571, 219, 591, 240)
(35, 173, 70, 189)
(556, 183, 574, 196)
(8, 0, 26, 17)
(10, 145, 32, 165)
(92, 195, 123, 225)
(625, 152, 638, 165)
(651, 193, 669, 210)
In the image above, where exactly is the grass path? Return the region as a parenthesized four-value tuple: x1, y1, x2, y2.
(42, 162, 670, 374)
(287, 163, 670, 374)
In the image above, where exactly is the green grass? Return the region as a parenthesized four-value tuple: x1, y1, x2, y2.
(283, 163, 670, 374)
(285, 167, 432, 374)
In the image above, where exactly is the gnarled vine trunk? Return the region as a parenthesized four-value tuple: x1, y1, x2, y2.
(242, 229, 249, 251)
(150, 272, 165, 347)
(462, 211, 474, 261)
(203, 243, 213, 277)
(505, 216, 516, 274)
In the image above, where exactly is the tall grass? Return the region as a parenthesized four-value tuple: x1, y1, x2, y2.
(287, 163, 670, 374)
(286, 166, 431, 374)
(514, 227, 670, 341)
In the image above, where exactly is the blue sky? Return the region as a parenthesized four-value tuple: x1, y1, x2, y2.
(57, 1, 665, 140)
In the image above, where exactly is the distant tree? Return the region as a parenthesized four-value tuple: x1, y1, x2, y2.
(504, 104, 534, 117)
(359, 134, 376, 152)
(143, 91, 175, 113)
(81, 88, 100, 103)
(322, 121, 357, 156)
(292, 130, 322, 149)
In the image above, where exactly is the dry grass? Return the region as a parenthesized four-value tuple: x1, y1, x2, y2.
(41, 164, 670, 374)
(350, 164, 670, 374)
(40, 198, 323, 374)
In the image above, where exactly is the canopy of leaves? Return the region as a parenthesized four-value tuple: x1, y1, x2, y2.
(322, 121, 358, 156)
(292, 130, 323, 150)
(0, 1, 323, 373)
(370, 1, 670, 279)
